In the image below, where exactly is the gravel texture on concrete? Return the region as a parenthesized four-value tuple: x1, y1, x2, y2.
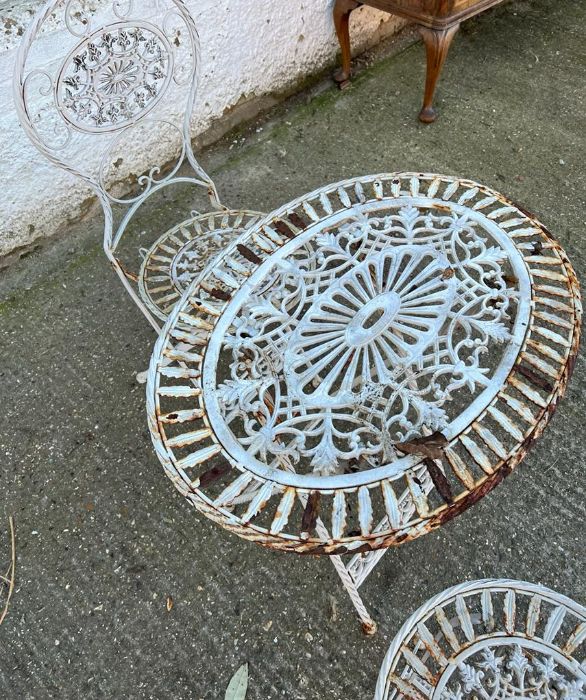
(0, 0, 584, 698)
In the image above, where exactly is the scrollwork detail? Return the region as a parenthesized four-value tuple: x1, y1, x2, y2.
(441, 644, 585, 700)
(98, 119, 185, 203)
(63, 0, 94, 38)
(161, 9, 196, 86)
(22, 70, 73, 151)
(113, 0, 134, 19)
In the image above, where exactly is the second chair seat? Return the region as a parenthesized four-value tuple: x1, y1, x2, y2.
(138, 209, 264, 322)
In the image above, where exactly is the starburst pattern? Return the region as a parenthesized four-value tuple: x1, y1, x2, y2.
(216, 204, 519, 476)
(57, 23, 172, 131)
(98, 59, 140, 95)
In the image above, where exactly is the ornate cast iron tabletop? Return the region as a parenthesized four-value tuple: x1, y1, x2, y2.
(146, 173, 581, 559)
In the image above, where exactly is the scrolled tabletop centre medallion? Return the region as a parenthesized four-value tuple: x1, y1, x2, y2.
(204, 199, 530, 480)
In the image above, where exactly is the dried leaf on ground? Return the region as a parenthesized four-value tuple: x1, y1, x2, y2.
(225, 663, 248, 700)
(395, 431, 448, 460)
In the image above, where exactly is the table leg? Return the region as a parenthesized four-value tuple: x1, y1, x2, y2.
(312, 514, 377, 634)
(333, 0, 360, 89)
(330, 555, 378, 635)
(418, 24, 460, 123)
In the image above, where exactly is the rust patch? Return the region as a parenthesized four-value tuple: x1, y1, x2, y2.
(288, 213, 307, 230)
(565, 348, 579, 380)
(209, 287, 231, 302)
(424, 458, 454, 504)
(300, 491, 320, 538)
(114, 259, 138, 282)
(515, 363, 554, 394)
(311, 543, 350, 556)
(236, 243, 262, 264)
(396, 432, 449, 461)
(274, 220, 296, 239)
(512, 199, 539, 222)
(521, 430, 539, 454)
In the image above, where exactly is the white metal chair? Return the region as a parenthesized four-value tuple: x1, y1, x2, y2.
(375, 579, 586, 700)
(13, 0, 264, 331)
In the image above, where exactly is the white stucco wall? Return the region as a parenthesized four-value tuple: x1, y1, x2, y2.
(0, 0, 403, 257)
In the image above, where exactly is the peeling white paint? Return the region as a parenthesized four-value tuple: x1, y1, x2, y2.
(0, 0, 404, 256)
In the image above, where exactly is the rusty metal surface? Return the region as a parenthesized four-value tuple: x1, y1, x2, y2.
(374, 579, 586, 700)
(146, 173, 581, 557)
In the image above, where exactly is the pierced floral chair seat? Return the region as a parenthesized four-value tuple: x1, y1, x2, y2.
(14, 0, 263, 331)
(146, 172, 580, 633)
(138, 209, 264, 322)
(374, 579, 586, 700)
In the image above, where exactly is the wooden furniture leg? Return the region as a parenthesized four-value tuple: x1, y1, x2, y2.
(333, 0, 360, 89)
(418, 24, 459, 123)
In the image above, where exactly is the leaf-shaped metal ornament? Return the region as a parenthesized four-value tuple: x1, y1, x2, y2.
(225, 663, 248, 700)
(471, 319, 511, 342)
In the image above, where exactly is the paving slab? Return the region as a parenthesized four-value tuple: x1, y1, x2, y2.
(0, 0, 584, 698)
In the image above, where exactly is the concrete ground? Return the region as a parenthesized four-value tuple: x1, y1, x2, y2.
(0, 0, 584, 697)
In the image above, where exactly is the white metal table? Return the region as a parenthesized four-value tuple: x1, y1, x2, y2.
(146, 173, 581, 633)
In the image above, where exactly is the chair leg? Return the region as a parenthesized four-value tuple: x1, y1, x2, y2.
(330, 555, 377, 635)
(333, 0, 360, 89)
(418, 24, 460, 123)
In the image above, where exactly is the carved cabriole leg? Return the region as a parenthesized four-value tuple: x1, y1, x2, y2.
(418, 24, 460, 123)
(333, 0, 360, 89)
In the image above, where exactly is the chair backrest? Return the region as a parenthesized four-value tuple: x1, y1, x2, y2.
(13, 0, 220, 259)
